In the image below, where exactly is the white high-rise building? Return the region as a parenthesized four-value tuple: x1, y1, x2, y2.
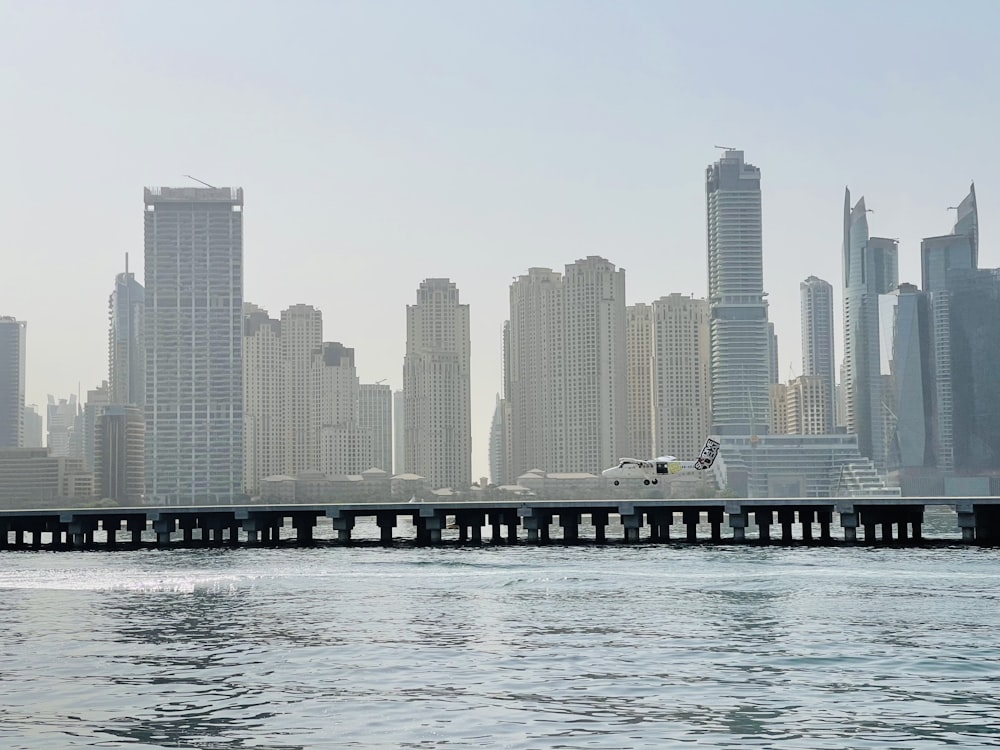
(403, 278, 471, 490)
(0, 317, 26, 448)
(243, 304, 284, 495)
(281, 304, 323, 475)
(650, 294, 711, 461)
(358, 382, 392, 473)
(508, 267, 565, 478)
(563, 256, 627, 474)
(706, 150, 770, 436)
(144, 186, 244, 505)
(800, 276, 836, 432)
(625, 303, 654, 460)
(785, 374, 831, 435)
(47, 394, 78, 458)
(315, 343, 369, 475)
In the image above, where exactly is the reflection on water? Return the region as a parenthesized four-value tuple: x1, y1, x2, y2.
(0, 545, 998, 749)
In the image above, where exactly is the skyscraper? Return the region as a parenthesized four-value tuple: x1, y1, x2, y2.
(921, 183, 978, 293)
(403, 278, 471, 490)
(0, 317, 26, 448)
(108, 258, 145, 407)
(625, 303, 654, 460)
(706, 150, 770, 436)
(563, 256, 627, 473)
(508, 267, 566, 478)
(358, 382, 392, 473)
(842, 189, 898, 469)
(281, 304, 323, 475)
(650, 294, 711, 460)
(800, 275, 836, 432)
(144, 186, 244, 505)
(243, 303, 283, 495)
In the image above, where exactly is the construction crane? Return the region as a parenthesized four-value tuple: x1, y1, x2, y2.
(183, 175, 217, 189)
(713, 144, 736, 151)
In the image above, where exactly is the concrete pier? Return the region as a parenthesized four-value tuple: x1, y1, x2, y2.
(1, 496, 998, 551)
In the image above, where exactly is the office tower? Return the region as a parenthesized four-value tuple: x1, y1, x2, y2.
(944, 268, 1000, 473)
(488, 393, 511, 486)
(95, 405, 146, 504)
(842, 189, 898, 469)
(144, 186, 244, 505)
(82, 382, 110, 471)
(359, 382, 393, 472)
(922, 184, 978, 292)
(393, 389, 404, 475)
(767, 323, 779, 385)
(280, 304, 323, 475)
(785, 375, 831, 435)
(563, 256, 627, 473)
(800, 276, 836, 431)
(47, 394, 78, 457)
(108, 257, 145, 406)
(23, 405, 42, 448)
(0, 317, 26, 448)
(508, 267, 566, 478)
(625, 303, 654, 460)
(650, 294, 711, 461)
(243, 304, 283, 495)
(403, 278, 471, 490)
(706, 150, 770, 436)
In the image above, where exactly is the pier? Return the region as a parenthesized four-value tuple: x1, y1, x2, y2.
(1, 496, 999, 550)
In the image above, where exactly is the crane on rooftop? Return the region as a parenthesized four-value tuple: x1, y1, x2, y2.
(183, 175, 218, 189)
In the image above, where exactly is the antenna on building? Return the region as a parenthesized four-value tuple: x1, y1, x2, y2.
(183, 175, 218, 189)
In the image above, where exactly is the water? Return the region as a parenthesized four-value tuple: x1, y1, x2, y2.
(1, 539, 999, 748)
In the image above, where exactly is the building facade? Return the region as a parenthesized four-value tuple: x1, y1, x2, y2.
(358, 382, 392, 473)
(625, 303, 654, 460)
(281, 304, 323, 475)
(0, 317, 26, 448)
(800, 276, 836, 432)
(403, 278, 471, 490)
(842, 189, 898, 469)
(144, 186, 244, 505)
(95, 405, 146, 504)
(706, 150, 770, 436)
(243, 304, 284, 495)
(650, 294, 711, 461)
(108, 261, 145, 407)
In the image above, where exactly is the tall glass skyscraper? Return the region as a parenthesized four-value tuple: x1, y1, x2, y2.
(705, 150, 770, 436)
(108, 257, 145, 407)
(842, 189, 898, 469)
(800, 276, 836, 432)
(144, 187, 244, 505)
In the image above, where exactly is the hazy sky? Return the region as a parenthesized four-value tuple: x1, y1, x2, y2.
(3, 1, 999, 478)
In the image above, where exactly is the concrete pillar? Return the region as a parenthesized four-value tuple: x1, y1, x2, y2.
(506, 512, 519, 544)
(376, 513, 394, 545)
(417, 508, 444, 545)
(560, 513, 580, 543)
(293, 515, 316, 545)
(490, 514, 503, 544)
(778, 509, 795, 543)
(839, 509, 858, 542)
(728, 511, 748, 542)
(620, 511, 643, 543)
(817, 510, 832, 542)
(14, 529, 24, 548)
(881, 520, 893, 543)
(332, 515, 355, 543)
(591, 511, 608, 544)
(682, 509, 699, 542)
(127, 517, 145, 546)
(957, 511, 976, 542)
(0, 520, 7, 549)
(522, 515, 544, 543)
(178, 516, 197, 545)
(241, 517, 262, 545)
(800, 509, 814, 542)
(468, 514, 484, 544)
(755, 510, 773, 543)
(103, 518, 122, 547)
(896, 519, 909, 542)
(152, 518, 175, 548)
(708, 508, 723, 542)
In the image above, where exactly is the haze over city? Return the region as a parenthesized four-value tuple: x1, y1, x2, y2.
(4, 1, 1000, 480)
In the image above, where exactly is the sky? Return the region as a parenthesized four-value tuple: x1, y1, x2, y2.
(3, 0, 1000, 480)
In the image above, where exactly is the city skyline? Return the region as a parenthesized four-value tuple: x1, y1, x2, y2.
(5, 3, 1000, 481)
